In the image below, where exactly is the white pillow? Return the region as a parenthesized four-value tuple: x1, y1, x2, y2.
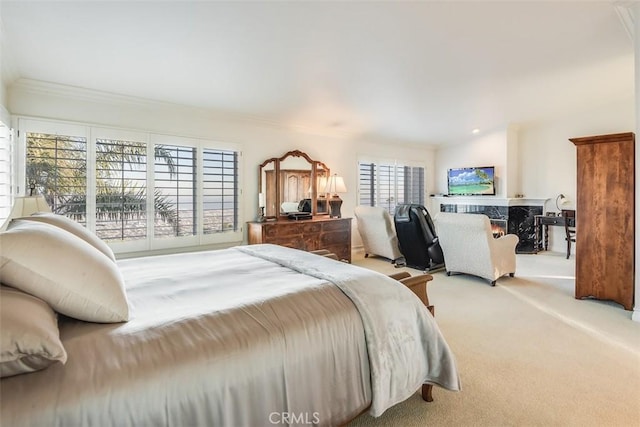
(20, 212, 116, 262)
(0, 286, 67, 378)
(1, 219, 130, 323)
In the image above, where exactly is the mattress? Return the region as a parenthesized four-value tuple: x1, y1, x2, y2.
(0, 244, 459, 426)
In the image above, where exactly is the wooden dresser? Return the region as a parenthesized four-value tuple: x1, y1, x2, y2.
(247, 217, 352, 263)
(570, 132, 635, 310)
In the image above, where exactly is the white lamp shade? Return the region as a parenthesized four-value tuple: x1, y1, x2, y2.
(10, 196, 52, 217)
(555, 194, 570, 211)
(1, 196, 52, 230)
(316, 177, 328, 195)
(307, 177, 329, 196)
(325, 175, 347, 194)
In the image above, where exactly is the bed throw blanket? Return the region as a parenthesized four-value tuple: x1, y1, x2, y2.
(236, 244, 461, 417)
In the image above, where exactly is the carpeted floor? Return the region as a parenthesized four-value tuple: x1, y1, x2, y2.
(348, 250, 640, 427)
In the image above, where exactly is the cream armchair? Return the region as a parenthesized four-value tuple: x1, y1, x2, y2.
(434, 212, 518, 286)
(354, 206, 404, 265)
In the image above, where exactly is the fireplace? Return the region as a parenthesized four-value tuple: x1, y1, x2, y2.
(490, 220, 507, 237)
(438, 201, 543, 253)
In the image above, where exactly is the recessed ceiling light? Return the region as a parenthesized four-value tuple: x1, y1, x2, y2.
(472, 128, 480, 134)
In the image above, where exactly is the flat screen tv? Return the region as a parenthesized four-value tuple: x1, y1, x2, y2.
(447, 166, 496, 196)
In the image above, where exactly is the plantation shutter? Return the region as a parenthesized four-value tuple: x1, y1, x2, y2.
(20, 118, 241, 253)
(203, 149, 238, 233)
(404, 165, 424, 206)
(378, 164, 396, 214)
(0, 123, 13, 223)
(358, 160, 425, 215)
(26, 132, 88, 225)
(358, 162, 375, 206)
(154, 144, 197, 238)
(95, 138, 147, 242)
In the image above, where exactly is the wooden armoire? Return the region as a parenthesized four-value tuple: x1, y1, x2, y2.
(569, 132, 635, 310)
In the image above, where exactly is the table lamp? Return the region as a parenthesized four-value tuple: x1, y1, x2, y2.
(555, 194, 569, 212)
(325, 174, 347, 218)
(1, 195, 52, 230)
(257, 192, 266, 222)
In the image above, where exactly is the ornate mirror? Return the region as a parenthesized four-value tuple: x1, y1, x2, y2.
(258, 150, 330, 219)
(259, 158, 277, 217)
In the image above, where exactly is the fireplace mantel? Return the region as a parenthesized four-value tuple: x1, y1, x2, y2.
(430, 196, 548, 254)
(430, 196, 548, 208)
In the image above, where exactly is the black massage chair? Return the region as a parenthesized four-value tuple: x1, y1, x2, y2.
(394, 204, 445, 272)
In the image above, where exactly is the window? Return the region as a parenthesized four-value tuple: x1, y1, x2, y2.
(19, 118, 241, 253)
(154, 144, 194, 238)
(202, 148, 238, 234)
(358, 160, 424, 215)
(95, 137, 147, 241)
(26, 132, 88, 225)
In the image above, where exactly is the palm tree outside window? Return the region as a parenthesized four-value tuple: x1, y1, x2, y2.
(23, 123, 240, 252)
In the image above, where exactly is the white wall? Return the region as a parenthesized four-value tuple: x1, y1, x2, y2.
(519, 97, 635, 252)
(7, 81, 436, 248)
(0, 2, 9, 119)
(434, 127, 509, 197)
(432, 96, 634, 253)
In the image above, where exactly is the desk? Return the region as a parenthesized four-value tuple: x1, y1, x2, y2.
(534, 215, 576, 253)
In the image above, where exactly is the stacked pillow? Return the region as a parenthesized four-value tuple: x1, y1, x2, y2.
(0, 213, 129, 378)
(0, 286, 67, 378)
(26, 212, 117, 262)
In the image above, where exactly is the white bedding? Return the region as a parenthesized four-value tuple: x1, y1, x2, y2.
(1, 244, 459, 426)
(237, 244, 461, 415)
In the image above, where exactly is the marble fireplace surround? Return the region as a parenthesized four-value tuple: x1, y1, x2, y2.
(431, 197, 548, 254)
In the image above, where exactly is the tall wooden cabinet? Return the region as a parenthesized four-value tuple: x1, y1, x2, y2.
(570, 132, 635, 310)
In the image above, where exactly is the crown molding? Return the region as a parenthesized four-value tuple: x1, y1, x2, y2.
(9, 78, 363, 140)
(10, 78, 225, 110)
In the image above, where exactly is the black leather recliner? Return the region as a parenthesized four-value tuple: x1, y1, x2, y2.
(394, 204, 445, 272)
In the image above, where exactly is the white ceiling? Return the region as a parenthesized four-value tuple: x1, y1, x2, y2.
(0, 1, 635, 145)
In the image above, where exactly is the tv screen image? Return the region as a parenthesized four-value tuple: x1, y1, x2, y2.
(447, 166, 496, 195)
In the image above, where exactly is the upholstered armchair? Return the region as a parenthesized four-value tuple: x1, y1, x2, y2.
(434, 212, 518, 286)
(354, 206, 404, 265)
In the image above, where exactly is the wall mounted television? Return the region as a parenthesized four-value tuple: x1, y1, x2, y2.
(447, 166, 496, 196)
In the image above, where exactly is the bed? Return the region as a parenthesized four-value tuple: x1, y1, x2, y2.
(0, 215, 460, 426)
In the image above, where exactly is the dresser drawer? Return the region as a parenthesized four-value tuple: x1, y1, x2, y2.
(320, 231, 349, 246)
(321, 220, 350, 232)
(247, 217, 352, 262)
(264, 223, 302, 237)
(303, 223, 323, 233)
(265, 221, 324, 237)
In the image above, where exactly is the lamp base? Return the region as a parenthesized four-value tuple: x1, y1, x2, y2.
(256, 207, 266, 222)
(328, 196, 343, 218)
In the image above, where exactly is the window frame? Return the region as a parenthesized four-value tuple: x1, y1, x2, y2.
(357, 156, 426, 215)
(16, 117, 243, 254)
(0, 121, 15, 224)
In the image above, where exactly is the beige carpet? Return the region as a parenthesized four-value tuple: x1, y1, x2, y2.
(348, 251, 640, 427)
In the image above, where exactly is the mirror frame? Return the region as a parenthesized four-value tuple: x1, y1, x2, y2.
(259, 150, 330, 218)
